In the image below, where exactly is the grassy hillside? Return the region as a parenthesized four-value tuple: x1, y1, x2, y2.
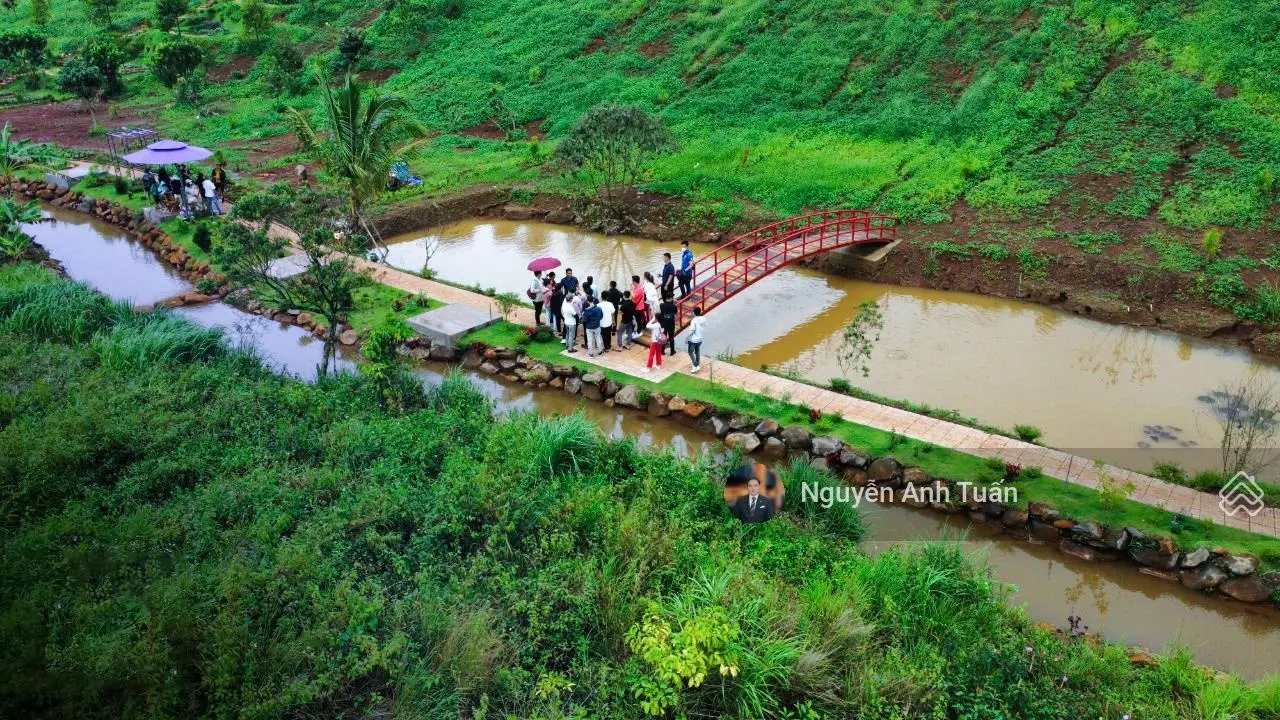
(4, 0, 1279, 321)
(3, 263, 1280, 718)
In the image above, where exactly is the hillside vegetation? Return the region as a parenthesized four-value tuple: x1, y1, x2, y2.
(4, 263, 1280, 718)
(3, 0, 1279, 322)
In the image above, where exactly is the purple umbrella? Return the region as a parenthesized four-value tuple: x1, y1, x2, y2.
(527, 257, 561, 272)
(121, 139, 214, 165)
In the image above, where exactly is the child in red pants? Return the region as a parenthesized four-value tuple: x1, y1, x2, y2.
(644, 319, 666, 372)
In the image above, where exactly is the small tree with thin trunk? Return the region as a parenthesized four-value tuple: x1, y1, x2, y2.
(213, 185, 369, 374)
(1203, 375, 1280, 477)
(241, 0, 270, 42)
(835, 300, 884, 378)
(154, 0, 187, 32)
(81, 0, 119, 28)
(554, 105, 675, 228)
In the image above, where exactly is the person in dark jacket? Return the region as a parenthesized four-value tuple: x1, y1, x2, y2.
(660, 252, 676, 296)
(582, 298, 604, 357)
(658, 291, 678, 356)
(618, 295, 636, 350)
(550, 283, 566, 338)
(679, 240, 695, 298)
(558, 268, 579, 296)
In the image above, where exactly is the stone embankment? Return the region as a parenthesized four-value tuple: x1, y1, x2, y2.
(455, 339, 1280, 610)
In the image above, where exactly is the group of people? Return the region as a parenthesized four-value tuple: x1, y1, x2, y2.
(140, 164, 227, 219)
(526, 239, 707, 373)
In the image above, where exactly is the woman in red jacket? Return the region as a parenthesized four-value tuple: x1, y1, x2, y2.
(630, 275, 648, 324)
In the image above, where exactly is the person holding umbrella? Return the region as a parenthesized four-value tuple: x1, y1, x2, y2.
(527, 257, 560, 328)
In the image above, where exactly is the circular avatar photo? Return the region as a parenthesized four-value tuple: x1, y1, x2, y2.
(724, 462, 786, 524)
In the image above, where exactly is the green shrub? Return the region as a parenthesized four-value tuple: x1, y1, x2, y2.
(1202, 227, 1222, 258)
(1190, 470, 1226, 491)
(1012, 424, 1042, 442)
(829, 377, 852, 393)
(1152, 461, 1188, 486)
(192, 224, 211, 252)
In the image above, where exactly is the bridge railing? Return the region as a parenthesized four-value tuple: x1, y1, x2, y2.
(686, 210, 872, 291)
(675, 213, 898, 332)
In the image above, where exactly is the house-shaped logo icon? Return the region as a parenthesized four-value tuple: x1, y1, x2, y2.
(1219, 471, 1265, 518)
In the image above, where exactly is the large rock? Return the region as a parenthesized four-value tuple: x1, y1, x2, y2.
(581, 371, 605, 384)
(338, 329, 359, 345)
(779, 426, 812, 450)
(1130, 547, 1180, 570)
(667, 396, 686, 413)
(1001, 508, 1029, 529)
(1224, 554, 1260, 576)
(647, 393, 672, 417)
(1219, 576, 1273, 603)
(759, 436, 787, 459)
(582, 382, 603, 402)
(1027, 502, 1060, 522)
(727, 414, 754, 432)
(1060, 540, 1104, 562)
(724, 432, 761, 454)
(563, 377, 582, 394)
(811, 436, 842, 457)
(1180, 547, 1211, 569)
(614, 385, 643, 409)
(867, 457, 902, 483)
(1180, 564, 1229, 591)
(699, 414, 731, 438)
(1100, 527, 1132, 552)
(479, 361, 499, 374)
(600, 379, 621, 398)
(498, 358, 517, 371)
(902, 467, 928, 486)
(754, 418, 780, 437)
(840, 450, 871, 469)
(681, 400, 709, 420)
(1030, 521, 1061, 542)
(1070, 522, 1105, 542)
(551, 364, 576, 377)
(521, 364, 552, 383)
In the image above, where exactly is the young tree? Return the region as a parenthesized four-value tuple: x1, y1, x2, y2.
(81, 0, 119, 28)
(80, 34, 125, 96)
(150, 39, 202, 88)
(0, 197, 42, 260)
(213, 185, 369, 375)
(554, 105, 675, 222)
(1204, 376, 1280, 477)
(241, 0, 270, 41)
(260, 40, 304, 94)
(30, 0, 50, 26)
(835, 300, 884, 378)
(57, 58, 107, 104)
(287, 73, 426, 226)
(0, 29, 49, 81)
(154, 0, 188, 32)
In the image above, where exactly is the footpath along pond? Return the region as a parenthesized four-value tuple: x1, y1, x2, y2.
(384, 219, 1280, 474)
(27, 208, 1280, 679)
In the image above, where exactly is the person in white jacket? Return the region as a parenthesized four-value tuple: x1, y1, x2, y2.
(687, 306, 706, 372)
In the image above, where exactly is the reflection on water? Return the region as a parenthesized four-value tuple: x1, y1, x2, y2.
(175, 302, 359, 381)
(25, 207, 191, 305)
(385, 219, 1280, 474)
(39, 210, 1280, 679)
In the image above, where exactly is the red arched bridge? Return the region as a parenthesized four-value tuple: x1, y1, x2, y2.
(675, 209, 898, 332)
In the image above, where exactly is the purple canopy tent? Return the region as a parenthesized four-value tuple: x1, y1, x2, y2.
(121, 139, 214, 165)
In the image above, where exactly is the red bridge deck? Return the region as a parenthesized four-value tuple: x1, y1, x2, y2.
(675, 210, 898, 333)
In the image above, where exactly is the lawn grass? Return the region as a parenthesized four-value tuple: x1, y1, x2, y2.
(465, 320, 1280, 565)
(72, 177, 152, 212)
(341, 282, 440, 335)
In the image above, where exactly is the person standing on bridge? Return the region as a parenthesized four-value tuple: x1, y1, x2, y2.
(679, 240, 694, 298)
(658, 291, 678, 357)
(582, 298, 603, 357)
(597, 291, 615, 352)
(687, 305, 705, 372)
(642, 272, 659, 322)
(618, 293, 636, 350)
(630, 275, 647, 326)
(549, 279, 565, 336)
(563, 290, 580, 352)
(660, 253, 676, 297)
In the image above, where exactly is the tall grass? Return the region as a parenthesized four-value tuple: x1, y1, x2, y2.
(92, 312, 225, 369)
(0, 280, 130, 343)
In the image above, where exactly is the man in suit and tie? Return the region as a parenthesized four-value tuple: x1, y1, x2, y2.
(731, 477, 776, 523)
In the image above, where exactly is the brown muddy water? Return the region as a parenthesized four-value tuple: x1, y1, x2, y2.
(33, 210, 1280, 679)
(385, 219, 1280, 475)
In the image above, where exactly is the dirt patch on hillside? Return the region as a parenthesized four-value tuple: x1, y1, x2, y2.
(358, 68, 396, 83)
(459, 119, 545, 141)
(638, 41, 671, 58)
(207, 56, 256, 83)
(0, 101, 158, 151)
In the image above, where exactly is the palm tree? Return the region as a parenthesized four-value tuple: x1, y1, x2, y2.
(287, 73, 425, 227)
(0, 197, 43, 260)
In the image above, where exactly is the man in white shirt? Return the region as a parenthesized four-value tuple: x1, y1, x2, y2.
(597, 294, 615, 351)
(562, 291, 580, 353)
(686, 305, 706, 372)
(201, 175, 222, 215)
(528, 271, 545, 326)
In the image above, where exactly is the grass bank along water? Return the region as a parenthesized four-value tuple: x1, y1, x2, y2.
(4, 264, 1280, 719)
(15, 208, 1280, 680)
(383, 217, 1280, 474)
